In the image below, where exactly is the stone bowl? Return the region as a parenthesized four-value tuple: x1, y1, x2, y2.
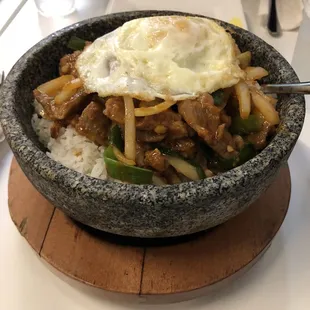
(0, 11, 305, 238)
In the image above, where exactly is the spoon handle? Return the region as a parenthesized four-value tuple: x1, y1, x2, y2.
(267, 0, 279, 36)
(261, 81, 310, 94)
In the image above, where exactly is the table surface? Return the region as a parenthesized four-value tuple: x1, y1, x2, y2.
(1, 1, 310, 309)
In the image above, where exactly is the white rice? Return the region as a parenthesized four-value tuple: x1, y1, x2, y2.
(31, 110, 108, 180)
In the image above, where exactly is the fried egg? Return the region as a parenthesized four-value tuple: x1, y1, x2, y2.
(76, 16, 245, 101)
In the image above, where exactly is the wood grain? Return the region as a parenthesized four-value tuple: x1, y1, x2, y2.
(40, 209, 144, 293)
(8, 158, 290, 298)
(140, 166, 290, 295)
(8, 158, 55, 252)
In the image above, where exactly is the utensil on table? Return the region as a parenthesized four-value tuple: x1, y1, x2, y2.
(267, 0, 280, 36)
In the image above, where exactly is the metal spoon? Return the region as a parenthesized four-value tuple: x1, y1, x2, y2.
(261, 81, 310, 94)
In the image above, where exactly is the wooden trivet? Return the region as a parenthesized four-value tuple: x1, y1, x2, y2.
(8, 158, 291, 302)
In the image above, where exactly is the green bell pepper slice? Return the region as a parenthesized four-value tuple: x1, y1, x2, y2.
(200, 142, 256, 171)
(217, 143, 257, 170)
(230, 115, 263, 135)
(103, 146, 153, 184)
(157, 146, 206, 179)
(237, 143, 257, 166)
(109, 124, 124, 151)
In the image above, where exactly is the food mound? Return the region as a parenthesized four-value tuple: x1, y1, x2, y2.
(32, 16, 279, 185)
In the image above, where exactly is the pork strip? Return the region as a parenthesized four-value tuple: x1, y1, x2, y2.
(104, 97, 190, 139)
(144, 149, 168, 172)
(75, 101, 110, 146)
(33, 88, 91, 120)
(178, 93, 237, 159)
(59, 41, 92, 77)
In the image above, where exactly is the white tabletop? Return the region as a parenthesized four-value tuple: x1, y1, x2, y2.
(1, 1, 310, 309)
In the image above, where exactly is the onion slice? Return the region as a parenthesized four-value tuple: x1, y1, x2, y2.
(237, 51, 251, 69)
(234, 81, 251, 120)
(152, 175, 167, 185)
(245, 66, 268, 80)
(166, 156, 200, 181)
(37, 75, 74, 96)
(134, 100, 176, 117)
(54, 88, 78, 105)
(112, 146, 136, 166)
(63, 78, 83, 91)
(250, 90, 280, 125)
(123, 96, 136, 161)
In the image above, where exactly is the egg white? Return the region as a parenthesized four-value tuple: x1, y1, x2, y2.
(76, 16, 245, 101)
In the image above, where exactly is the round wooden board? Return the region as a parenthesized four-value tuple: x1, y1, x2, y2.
(8, 158, 291, 302)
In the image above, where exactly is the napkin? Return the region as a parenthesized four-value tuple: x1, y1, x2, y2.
(259, 0, 304, 31)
